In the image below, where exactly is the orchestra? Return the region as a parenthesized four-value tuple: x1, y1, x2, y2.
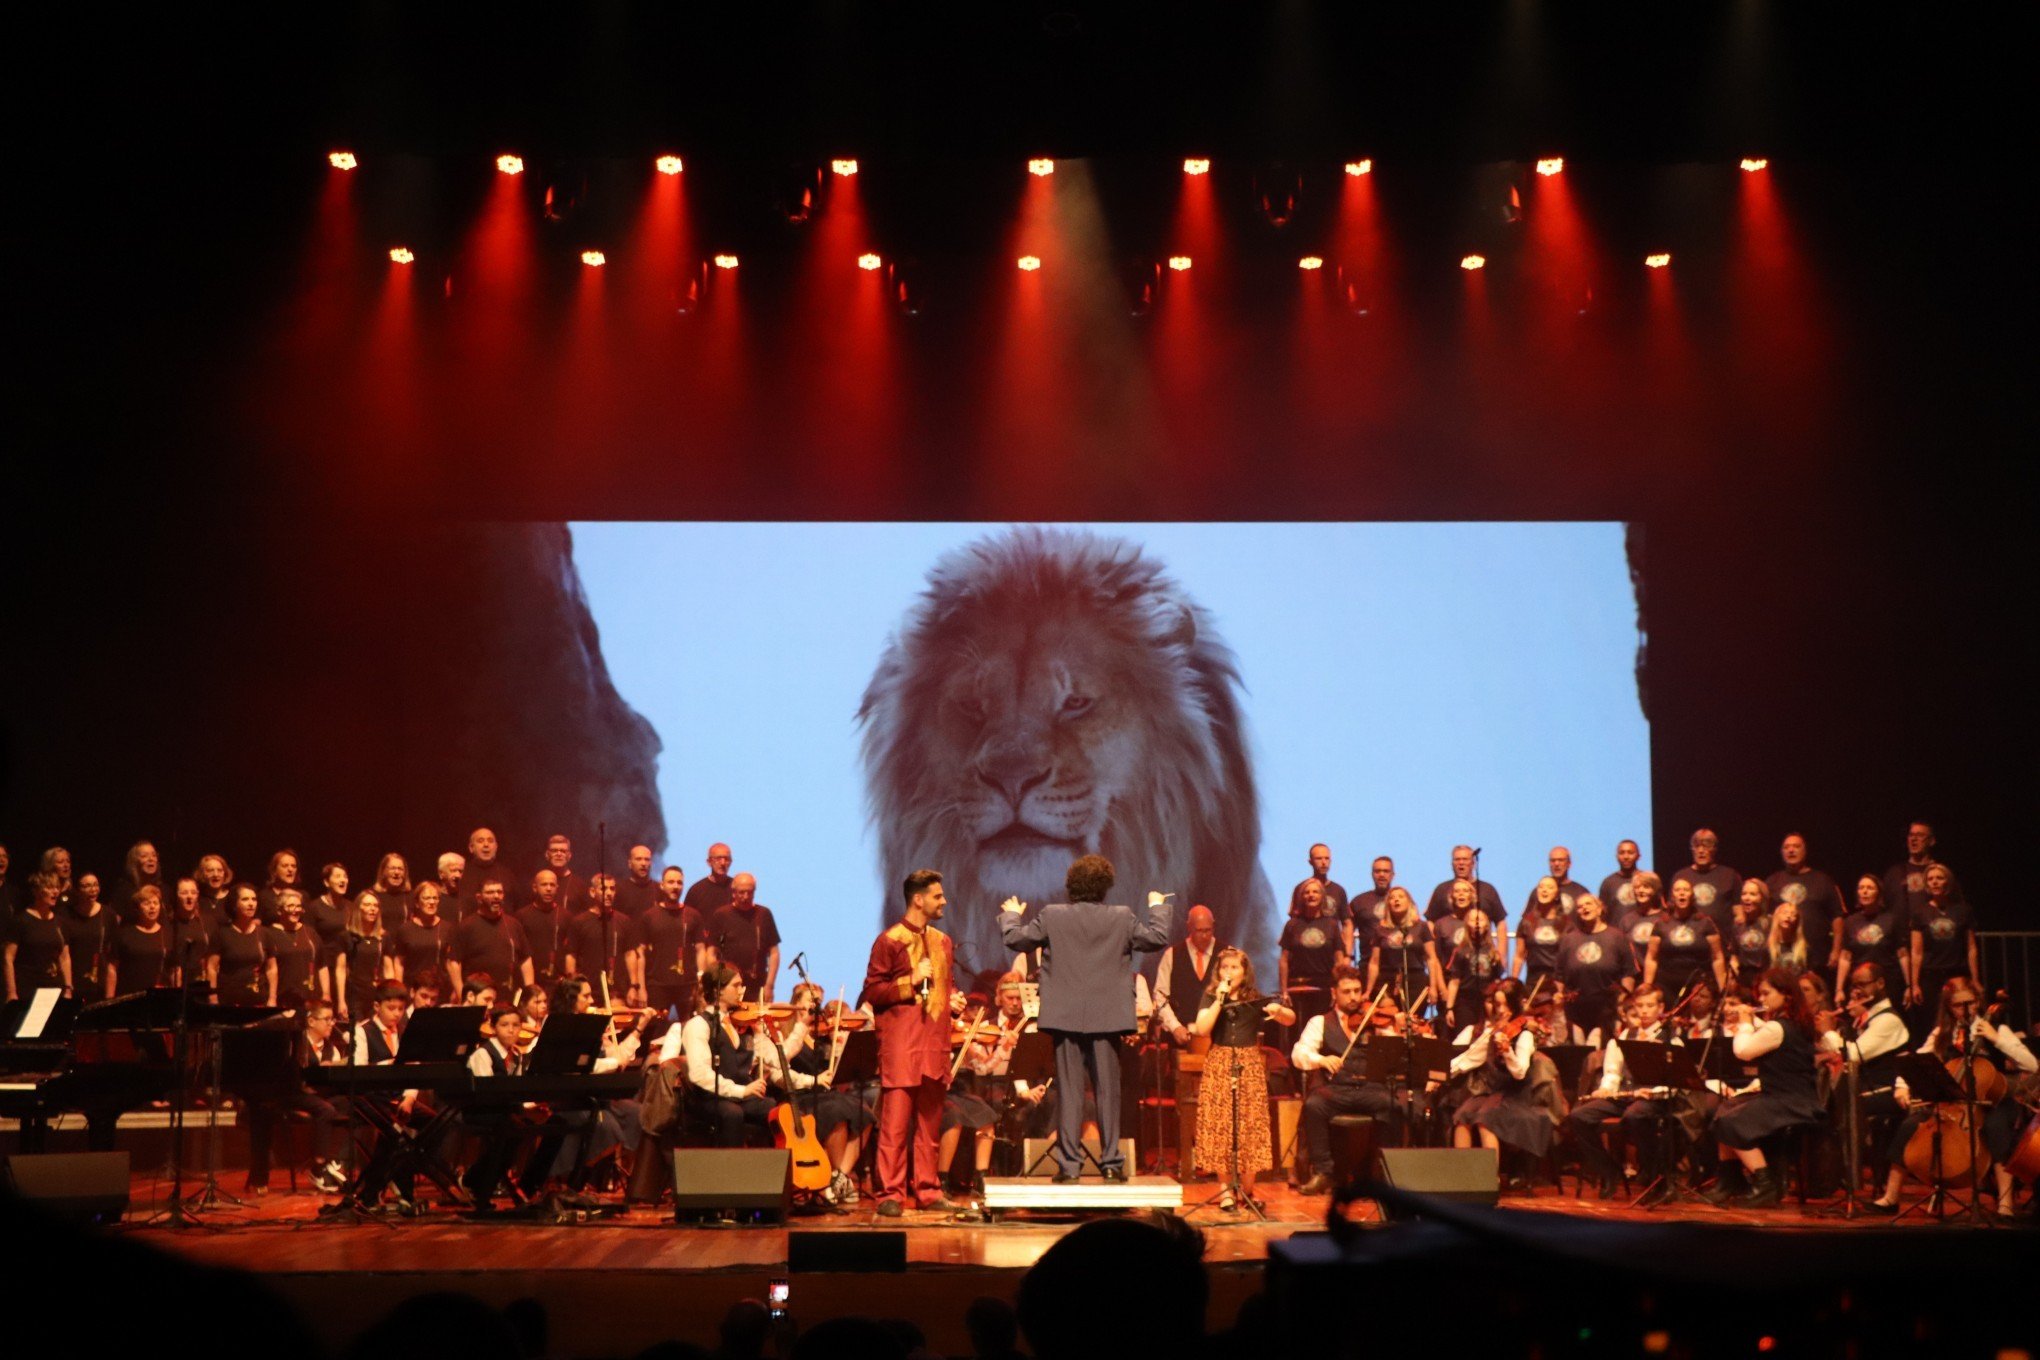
(1, 825, 2031, 1229)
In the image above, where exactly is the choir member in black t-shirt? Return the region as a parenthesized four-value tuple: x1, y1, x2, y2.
(169, 877, 215, 988)
(1906, 865, 1978, 1026)
(267, 890, 322, 1005)
(1834, 874, 1905, 998)
(0, 842, 21, 926)
(1287, 844, 1352, 957)
(461, 827, 506, 914)
(613, 845, 660, 920)
(1278, 879, 1345, 1025)
(631, 865, 706, 1016)
(684, 843, 736, 916)
(1727, 879, 1773, 983)
(1670, 828, 1742, 938)
(1515, 881, 1568, 989)
(541, 836, 584, 923)
(391, 882, 455, 988)
(564, 875, 632, 1006)
(706, 874, 782, 1002)
(258, 849, 304, 926)
(60, 873, 113, 996)
(453, 878, 534, 998)
(515, 871, 566, 990)
(1598, 839, 1643, 916)
(1444, 908, 1507, 1035)
(196, 853, 236, 926)
(1765, 900, 1814, 976)
(38, 847, 77, 914)
(107, 884, 173, 997)
(308, 863, 353, 1001)
(1882, 821, 1962, 920)
(434, 853, 466, 916)
(371, 852, 413, 905)
(1555, 894, 1635, 1044)
(211, 883, 273, 1004)
(335, 890, 392, 1024)
(1616, 871, 1666, 972)
(1527, 847, 1591, 921)
(5, 873, 73, 1001)
(1349, 857, 1398, 939)
(1366, 887, 1442, 1015)
(1644, 879, 1727, 1005)
(1425, 845, 1506, 925)
(1763, 834, 1846, 976)
(120, 841, 164, 926)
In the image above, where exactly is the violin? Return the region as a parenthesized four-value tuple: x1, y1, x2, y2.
(513, 1021, 541, 1054)
(727, 1001, 795, 1029)
(812, 1000, 869, 1033)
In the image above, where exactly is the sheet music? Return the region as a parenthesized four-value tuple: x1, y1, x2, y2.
(19, 988, 61, 1039)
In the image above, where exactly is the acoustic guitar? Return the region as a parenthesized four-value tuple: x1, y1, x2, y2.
(761, 1015, 832, 1193)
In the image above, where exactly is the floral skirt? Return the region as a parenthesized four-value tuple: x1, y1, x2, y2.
(1194, 1045, 1273, 1179)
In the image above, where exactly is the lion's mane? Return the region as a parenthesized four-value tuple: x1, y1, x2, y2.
(857, 526, 1274, 970)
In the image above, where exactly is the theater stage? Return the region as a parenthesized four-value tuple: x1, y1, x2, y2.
(113, 1176, 1990, 1359)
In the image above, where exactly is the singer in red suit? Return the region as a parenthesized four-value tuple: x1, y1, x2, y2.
(861, 867, 962, 1215)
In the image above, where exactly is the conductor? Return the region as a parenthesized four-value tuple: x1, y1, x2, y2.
(999, 854, 1172, 1182)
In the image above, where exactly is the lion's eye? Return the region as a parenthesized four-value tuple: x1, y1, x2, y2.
(1060, 694, 1092, 717)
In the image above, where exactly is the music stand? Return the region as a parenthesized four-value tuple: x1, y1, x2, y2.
(525, 1014, 609, 1077)
(829, 1030, 880, 1086)
(1614, 1040, 1711, 1209)
(395, 1007, 486, 1065)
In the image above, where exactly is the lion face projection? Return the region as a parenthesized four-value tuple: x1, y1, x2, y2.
(857, 527, 1275, 970)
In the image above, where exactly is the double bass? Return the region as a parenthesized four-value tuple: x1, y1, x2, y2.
(1901, 1001, 2011, 1190)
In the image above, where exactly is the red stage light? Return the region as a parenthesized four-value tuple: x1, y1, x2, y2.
(388, 246, 414, 264)
(857, 253, 882, 271)
(580, 250, 606, 267)
(1182, 158, 1210, 176)
(1167, 255, 1192, 272)
(328, 150, 358, 171)
(1535, 157, 1564, 177)
(1344, 159, 1372, 177)
(655, 155, 684, 175)
(1027, 158, 1055, 177)
(831, 158, 859, 176)
(1460, 254, 1486, 271)
(1740, 157, 1769, 172)
(496, 154, 524, 176)
(1016, 255, 1042, 271)
(1645, 252, 1671, 269)
(1297, 255, 1324, 271)
(712, 253, 739, 270)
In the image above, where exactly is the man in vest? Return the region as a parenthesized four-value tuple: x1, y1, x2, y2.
(1291, 964, 1400, 1194)
(1156, 905, 1224, 1045)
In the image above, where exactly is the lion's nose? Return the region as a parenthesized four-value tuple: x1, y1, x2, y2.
(976, 749, 1051, 807)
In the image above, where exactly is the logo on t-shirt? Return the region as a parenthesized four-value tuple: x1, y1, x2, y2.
(1631, 922, 1655, 945)
(1738, 928, 1765, 952)
(1616, 883, 1636, 907)
(1855, 923, 1885, 948)
(1574, 940, 1604, 965)
(1299, 925, 1327, 950)
(1906, 871, 1926, 895)
(1534, 924, 1560, 944)
(1779, 881, 1808, 906)
(1383, 929, 1406, 949)
(1691, 882, 1718, 907)
(1669, 924, 1697, 948)
(1930, 915, 1956, 941)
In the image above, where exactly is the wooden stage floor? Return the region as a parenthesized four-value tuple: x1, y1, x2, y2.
(112, 1172, 2003, 1357)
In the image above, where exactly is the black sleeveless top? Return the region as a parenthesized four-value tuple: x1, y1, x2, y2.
(1318, 1012, 1374, 1087)
(701, 1015, 759, 1085)
(1754, 1020, 1819, 1108)
(111, 924, 171, 991)
(1208, 997, 1265, 1048)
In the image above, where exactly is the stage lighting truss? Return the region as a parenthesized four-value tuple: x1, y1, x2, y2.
(656, 155, 684, 175)
(328, 150, 358, 171)
(1028, 158, 1055, 177)
(496, 154, 524, 176)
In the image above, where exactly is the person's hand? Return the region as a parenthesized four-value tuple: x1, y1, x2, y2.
(912, 956, 933, 984)
(1904, 986, 1922, 1008)
(1424, 1078, 1440, 1094)
(1147, 891, 1171, 909)
(1000, 896, 1026, 915)
(1263, 1001, 1285, 1020)
(627, 985, 647, 1007)
(1321, 1052, 1344, 1073)
(1025, 1086, 1046, 1105)
(398, 1094, 417, 1117)
(1171, 1024, 1191, 1045)
(1972, 1017, 1999, 1046)
(949, 990, 968, 1015)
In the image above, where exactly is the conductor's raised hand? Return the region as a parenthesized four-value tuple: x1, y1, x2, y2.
(1000, 896, 1026, 915)
(1147, 890, 1172, 909)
